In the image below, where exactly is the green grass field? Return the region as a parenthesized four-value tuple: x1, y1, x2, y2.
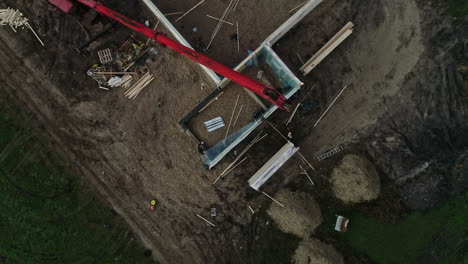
(0, 100, 153, 263)
(344, 193, 468, 264)
(446, 0, 468, 16)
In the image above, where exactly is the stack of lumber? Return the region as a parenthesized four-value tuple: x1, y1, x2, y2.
(107, 74, 133, 88)
(300, 22, 354, 75)
(124, 72, 154, 99)
(0, 7, 44, 46)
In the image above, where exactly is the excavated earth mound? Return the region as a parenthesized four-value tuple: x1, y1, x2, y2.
(293, 238, 344, 264)
(331, 154, 381, 203)
(267, 189, 322, 238)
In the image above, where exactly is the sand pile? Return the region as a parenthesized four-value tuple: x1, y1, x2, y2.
(331, 154, 381, 203)
(293, 239, 344, 264)
(267, 190, 322, 238)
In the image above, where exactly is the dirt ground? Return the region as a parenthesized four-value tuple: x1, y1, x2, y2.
(275, 0, 425, 155)
(154, 0, 309, 67)
(0, 0, 466, 263)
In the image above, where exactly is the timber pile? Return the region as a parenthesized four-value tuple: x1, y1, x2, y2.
(87, 36, 155, 97)
(124, 72, 155, 99)
(300, 22, 354, 75)
(0, 7, 44, 46)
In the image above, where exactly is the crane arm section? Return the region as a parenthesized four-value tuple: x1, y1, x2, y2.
(74, 0, 291, 111)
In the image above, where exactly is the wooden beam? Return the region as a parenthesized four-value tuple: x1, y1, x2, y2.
(289, 0, 307, 13)
(196, 214, 216, 226)
(175, 0, 206, 22)
(232, 104, 244, 127)
(224, 94, 240, 139)
(206, 15, 234, 25)
(300, 22, 354, 75)
(236, 21, 240, 52)
(313, 85, 348, 127)
(164, 11, 184, 16)
(262, 191, 285, 207)
(145, 21, 160, 45)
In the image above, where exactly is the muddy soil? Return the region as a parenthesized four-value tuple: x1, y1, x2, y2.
(0, 0, 467, 263)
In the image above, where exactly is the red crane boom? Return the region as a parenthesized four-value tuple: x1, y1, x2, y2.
(61, 0, 291, 111)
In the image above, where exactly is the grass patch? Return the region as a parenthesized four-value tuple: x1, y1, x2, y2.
(446, 0, 468, 16)
(343, 193, 468, 264)
(0, 100, 154, 263)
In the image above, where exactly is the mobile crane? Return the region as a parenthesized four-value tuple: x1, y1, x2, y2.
(48, 0, 292, 111)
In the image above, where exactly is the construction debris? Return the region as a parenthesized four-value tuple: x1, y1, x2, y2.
(0, 7, 44, 46)
(205, 117, 225, 132)
(98, 48, 113, 64)
(316, 145, 344, 161)
(87, 36, 156, 97)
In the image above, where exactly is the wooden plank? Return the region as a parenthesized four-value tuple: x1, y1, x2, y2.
(224, 94, 240, 139)
(94, 72, 137, 75)
(236, 21, 240, 52)
(232, 104, 244, 127)
(207, 0, 235, 50)
(206, 15, 234, 25)
(300, 22, 354, 75)
(313, 85, 348, 127)
(175, 0, 206, 22)
(196, 214, 216, 226)
(262, 191, 285, 207)
(289, 0, 307, 13)
(164, 11, 184, 16)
